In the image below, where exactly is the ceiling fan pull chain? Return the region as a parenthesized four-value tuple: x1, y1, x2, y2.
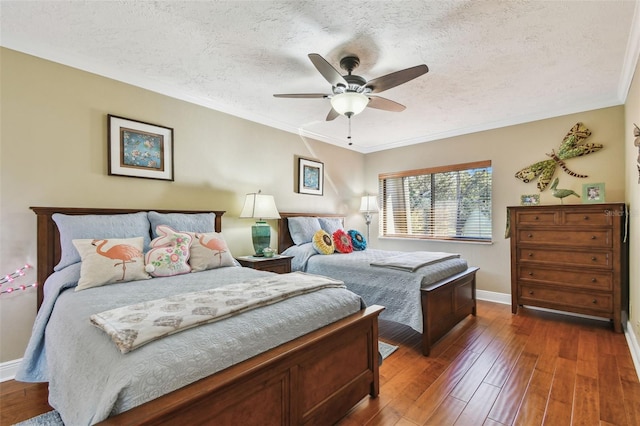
(348, 116, 353, 145)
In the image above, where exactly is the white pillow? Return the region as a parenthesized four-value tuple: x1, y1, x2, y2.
(73, 237, 150, 291)
(288, 217, 322, 245)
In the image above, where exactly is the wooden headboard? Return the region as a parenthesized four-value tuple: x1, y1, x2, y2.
(31, 207, 225, 308)
(277, 212, 345, 254)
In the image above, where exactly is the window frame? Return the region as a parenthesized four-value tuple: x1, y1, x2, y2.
(378, 160, 492, 243)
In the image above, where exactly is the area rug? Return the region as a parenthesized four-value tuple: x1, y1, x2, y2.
(14, 341, 399, 426)
(379, 340, 399, 359)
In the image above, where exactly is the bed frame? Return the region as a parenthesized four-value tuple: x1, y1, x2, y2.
(31, 207, 383, 425)
(277, 212, 479, 356)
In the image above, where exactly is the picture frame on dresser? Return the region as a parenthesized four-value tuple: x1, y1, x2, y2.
(108, 114, 174, 181)
(582, 182, 605, 203)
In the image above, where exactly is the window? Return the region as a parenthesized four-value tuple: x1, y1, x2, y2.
(378, 160, 492, 242)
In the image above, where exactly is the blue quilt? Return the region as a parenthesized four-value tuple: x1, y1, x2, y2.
(16, 265, 362, 425)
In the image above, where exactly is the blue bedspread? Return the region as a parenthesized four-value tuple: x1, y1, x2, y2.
(282, 245, 468, 333)
(16, 265, 363, 425)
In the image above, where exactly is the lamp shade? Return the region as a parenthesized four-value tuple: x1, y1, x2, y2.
(359, 195, 379, 213)
(330, 92, 369, 116)
(239, 192, 280, 220)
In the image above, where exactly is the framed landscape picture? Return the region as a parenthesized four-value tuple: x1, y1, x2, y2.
(298, 158, 323, 195)
(108, 115, 174, 181)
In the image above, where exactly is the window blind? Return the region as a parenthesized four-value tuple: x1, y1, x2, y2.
(378, 160, 492, 242)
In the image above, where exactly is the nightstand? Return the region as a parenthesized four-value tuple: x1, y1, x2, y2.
(235, 255, 293, 274)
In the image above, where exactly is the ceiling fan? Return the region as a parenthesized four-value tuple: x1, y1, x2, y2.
(274, 53, 429, 121)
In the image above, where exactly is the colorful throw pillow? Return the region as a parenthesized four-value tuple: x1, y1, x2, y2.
(188, 232, 235, 272)
(73, 237, 150, 291)
(144, 226, 193, 277)
(312, 229, 334, 255)
(333, 229, 353, 253)
(348, 230, 367, 251)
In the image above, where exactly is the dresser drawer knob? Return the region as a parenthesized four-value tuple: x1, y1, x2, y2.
(528, 252, 534, 257)
(529, 290, 534, 295)
(591, 235, 596, 240)
(592, 299, 597, 304)
(528, 272, 533, 276)
(584, 216, 589, 220)
(591, 278, 597, 282)
(528, 233, 533, 238)
(592, 256, 597, 261)
(534, 216, 539, 220)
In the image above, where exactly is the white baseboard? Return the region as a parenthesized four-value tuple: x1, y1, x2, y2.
(476, 289, 511, 305)
(0, 358, 22, 382)
(624, 319, 640, 381)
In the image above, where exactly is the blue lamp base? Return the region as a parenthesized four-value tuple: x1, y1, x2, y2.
(251, 221, 271, 256)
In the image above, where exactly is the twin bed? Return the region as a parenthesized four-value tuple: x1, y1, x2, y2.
(277, 213, 479, 356)
(18, 206, 478, 425)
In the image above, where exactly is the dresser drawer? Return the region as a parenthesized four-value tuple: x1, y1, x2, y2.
(515, 211, 557, 225)
(517, 247, 612, 268)
(518, 265, 613, 291)
(516, 229, 612, 248)
(519, 285, 612, 313)
(563, 210, 613, 226)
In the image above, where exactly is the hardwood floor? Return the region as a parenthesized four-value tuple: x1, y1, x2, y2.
(1, 300, 639, 425)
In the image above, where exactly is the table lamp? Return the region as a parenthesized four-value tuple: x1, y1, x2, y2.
(239, 190, 281, 256)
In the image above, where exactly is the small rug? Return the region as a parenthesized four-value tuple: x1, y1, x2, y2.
(15, 342, 400, 426)
(379, 340, 399, 359)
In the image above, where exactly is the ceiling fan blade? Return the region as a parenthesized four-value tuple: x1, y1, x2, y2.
(308, 53, 348, 88)
(367, 96, 406, 112)
(326, 108, 340, 121)
(365, 64, 429, 93)
(273, 93, 329, 98)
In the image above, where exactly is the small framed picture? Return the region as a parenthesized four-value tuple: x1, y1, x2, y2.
(583, 182, 605, 203)
(108, 115, 174, 181)
(520, 194, 540, 206)
(298, 158, 324, 195)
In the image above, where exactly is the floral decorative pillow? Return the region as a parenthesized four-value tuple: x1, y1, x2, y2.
(312, 229, 334, 255)
(348, 230, 367, 251)
(333, 229, 353, 253)
(144, 226, 193, 277)
(188, 232, 235, 272)
(72, 237, 150, 291)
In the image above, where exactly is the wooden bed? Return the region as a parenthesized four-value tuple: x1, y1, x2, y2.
(31, 206, 383, 425)
(277, 212, 479, 356)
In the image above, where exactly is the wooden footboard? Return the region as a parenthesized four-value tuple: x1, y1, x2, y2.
(99, 304, 384, 426)
(420, 267, 479, 356)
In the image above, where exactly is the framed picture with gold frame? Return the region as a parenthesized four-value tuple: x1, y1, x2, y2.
(108, 115, 174, 181)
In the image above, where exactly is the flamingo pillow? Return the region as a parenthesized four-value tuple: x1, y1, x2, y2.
(187, 232, 235, 272)
(145, 226, 193, 277)
(72, 237, 150, 291)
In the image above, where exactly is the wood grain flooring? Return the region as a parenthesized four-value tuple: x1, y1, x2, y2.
(1, 300, 639, 425)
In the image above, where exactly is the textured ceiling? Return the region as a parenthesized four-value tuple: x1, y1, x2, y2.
(1, 1, 639, 153)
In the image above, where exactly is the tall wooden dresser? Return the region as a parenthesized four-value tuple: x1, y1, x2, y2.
(509, 203, 628, 332)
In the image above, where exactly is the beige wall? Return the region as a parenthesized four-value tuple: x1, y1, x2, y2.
(624, 57, 640, 344)
(0, 48, 365, 362)
(365, 107, 627, 296)
(0, 46, 634, 364)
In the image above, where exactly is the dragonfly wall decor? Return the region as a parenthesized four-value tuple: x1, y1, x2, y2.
(515, 122, 603, 191)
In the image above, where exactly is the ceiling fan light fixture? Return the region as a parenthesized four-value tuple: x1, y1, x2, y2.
(330, 92, 369, 117)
